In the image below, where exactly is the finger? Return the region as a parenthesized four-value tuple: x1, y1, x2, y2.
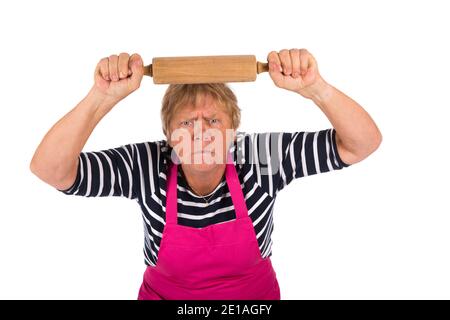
(290, 49, 301, 78)
(299, 49, 310, 76)
(108, 54, 119, 81)
(118, 52, 130, 79)
(94, 61, 103, 84)
(266, 51, 284, 86)
(267, 51, 282, 73)
(279, 49, 292, 76)
(128, 53, 144, 90)
(98, 57, 110, 81)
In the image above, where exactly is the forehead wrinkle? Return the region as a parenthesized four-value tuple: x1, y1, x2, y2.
(179, 99, 222, 119)
(172, 91, 229, 128)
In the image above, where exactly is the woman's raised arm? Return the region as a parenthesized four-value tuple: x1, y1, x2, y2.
(266, 48, 382, 165)
(29, 53, 144, 190)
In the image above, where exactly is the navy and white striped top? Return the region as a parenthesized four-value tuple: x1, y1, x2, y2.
(57, 129, 350, 266)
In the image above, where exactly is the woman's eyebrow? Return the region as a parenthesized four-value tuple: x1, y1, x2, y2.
(177, 115, 196, 121)
(181, 113, 218, 121)
(204, 113, 217, 120)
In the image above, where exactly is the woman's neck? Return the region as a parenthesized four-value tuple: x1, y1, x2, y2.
(181, 164, 226, 196)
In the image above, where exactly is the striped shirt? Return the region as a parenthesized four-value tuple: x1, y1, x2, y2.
(57, 128, 350, 266)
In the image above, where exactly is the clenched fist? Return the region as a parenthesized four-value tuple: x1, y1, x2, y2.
(267, 49, 327, 100)
(93, 53, 144, 105)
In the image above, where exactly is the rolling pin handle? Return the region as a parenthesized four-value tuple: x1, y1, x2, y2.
(257, 61, 269, 74)
(143, 64, 153, 77)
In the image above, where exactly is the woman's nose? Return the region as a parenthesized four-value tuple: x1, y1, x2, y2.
(193, 132, 213, 142)
(193, 120, 212, 140)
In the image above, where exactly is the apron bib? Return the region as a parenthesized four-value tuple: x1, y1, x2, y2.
(138, 152, 280, 300)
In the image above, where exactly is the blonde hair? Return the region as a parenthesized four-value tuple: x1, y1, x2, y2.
(160, 83, 241, 138)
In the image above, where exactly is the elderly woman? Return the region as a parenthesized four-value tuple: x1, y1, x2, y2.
(30, 49, 382, 300)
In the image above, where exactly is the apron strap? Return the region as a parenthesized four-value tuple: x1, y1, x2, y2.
(225, 152, 249, 220)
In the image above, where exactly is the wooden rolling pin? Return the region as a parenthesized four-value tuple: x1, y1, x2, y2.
(143, 55, 269, 84)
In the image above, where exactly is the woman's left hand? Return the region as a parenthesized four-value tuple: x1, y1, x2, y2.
(267, 48, 326, 100)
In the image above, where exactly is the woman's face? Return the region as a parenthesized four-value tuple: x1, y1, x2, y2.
(168, 94, 236, 172)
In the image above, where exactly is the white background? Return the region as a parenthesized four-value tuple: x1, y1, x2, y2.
(1, 0, 449, 299)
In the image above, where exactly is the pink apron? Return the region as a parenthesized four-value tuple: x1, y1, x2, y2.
(137, 152, 281, 300)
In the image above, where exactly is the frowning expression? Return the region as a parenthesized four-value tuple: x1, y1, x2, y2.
(168, 94, 235, 170)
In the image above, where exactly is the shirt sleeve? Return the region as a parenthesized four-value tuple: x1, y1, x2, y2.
(56, 143, 137, 199)
(251, 128, 351, 197)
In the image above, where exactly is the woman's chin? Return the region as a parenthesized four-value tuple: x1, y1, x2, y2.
(190, 163, 217, 171)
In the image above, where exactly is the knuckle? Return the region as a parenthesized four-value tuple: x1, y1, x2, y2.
(267, 50, 277, 58)
(130, 53, 142, 62)
(299, 48, 308, 56)
(98, 57, 108, 68)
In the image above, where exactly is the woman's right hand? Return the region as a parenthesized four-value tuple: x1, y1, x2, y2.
(92, 53, 144, 105)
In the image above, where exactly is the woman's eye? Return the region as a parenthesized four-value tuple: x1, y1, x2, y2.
(181, 120, 192, 127)
(210, 119, 219, 125)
